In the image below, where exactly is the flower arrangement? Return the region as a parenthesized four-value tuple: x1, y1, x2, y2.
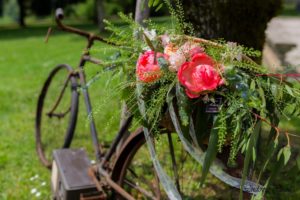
(93, 2, 300, 199)
(136, 39, 224, 98)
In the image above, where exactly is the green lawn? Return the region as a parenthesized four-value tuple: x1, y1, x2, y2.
(280, 3, 300, 16)
(1, 20, 300, 199)
(0, 22, 122, 199)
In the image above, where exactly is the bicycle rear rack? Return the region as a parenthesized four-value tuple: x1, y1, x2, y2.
(51, 149, 106, 200)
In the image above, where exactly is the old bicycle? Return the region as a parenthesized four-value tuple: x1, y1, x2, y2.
(35, 8, 262, 200)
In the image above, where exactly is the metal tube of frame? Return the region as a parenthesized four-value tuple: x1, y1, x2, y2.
(78, 38, 102, 161)
(102, 115, 133, 165)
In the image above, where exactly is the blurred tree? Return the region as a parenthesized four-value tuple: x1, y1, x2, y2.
(297, 0, 300, 12)
(135, 0, 150, 26)
(54, 0, 85, 8)
(182, 0, 282, 52)
(17, 0, 25, 27)
(31, 0, 52, 16)
(0, 0, 3, 16)
(95, 0, 104, 31)
(118, 0, 135, 13)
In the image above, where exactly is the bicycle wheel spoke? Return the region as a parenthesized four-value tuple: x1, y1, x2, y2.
(123, 178, 157, 200)
(127, 167, 158, 195)
(35, 64, 78, 168)
(47, 107, 71, 119)
(112, 130, 229, 199)
(47, 74, 71, 114)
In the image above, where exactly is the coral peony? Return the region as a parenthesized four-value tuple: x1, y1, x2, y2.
(164, 43, 178, 56)
(178, 53, 223, 98)
(136, 51, 167, 83)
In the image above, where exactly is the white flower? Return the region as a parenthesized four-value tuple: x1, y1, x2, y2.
(36, 192, 41, 197)
(143, 29, 157, 41)
(31, 188, 37, 194)
(41, 182, 46, 186)
(30, 174, 39, 181)
(90, 160, 96, 164)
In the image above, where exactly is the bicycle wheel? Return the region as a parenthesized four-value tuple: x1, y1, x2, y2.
(35, 64, 79, 169)
(111, 128, 233, 200)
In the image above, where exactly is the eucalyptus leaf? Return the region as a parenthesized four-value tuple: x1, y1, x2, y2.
(276, 145, 291, 165)
(153, 0, 160, 7)
(252, 147, 256, 162)
(285, 84, 294, 97)
(258, 86, 266, 109)
(250, 80, 256, 91)
(282, 146, 291, 165)
(148, 0, 154, 7)
(277, 148, 283, 161)
(143, 32, 156, 51)
(155, 3, 164, 11)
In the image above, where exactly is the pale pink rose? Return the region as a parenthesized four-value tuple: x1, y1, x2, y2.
(179, 41, 204, 58)
(160, 34, 171, 47)
(169, 53, 186, 71)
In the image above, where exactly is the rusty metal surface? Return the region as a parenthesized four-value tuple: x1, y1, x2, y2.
(89, 166, 136, 200)
(80, 191, 106, 200)
(52, 149, 99, 200)
(55, 8, 117, 45)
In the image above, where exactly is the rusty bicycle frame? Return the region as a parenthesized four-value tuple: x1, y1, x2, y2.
(45, 8, 256, 200)
(52, 8, 138, 199)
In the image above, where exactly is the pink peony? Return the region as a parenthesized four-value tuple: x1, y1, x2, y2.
(136, 51, 167, 83)
(179, 42, 204, 58)
(189, 46, 204, 57)
(178, 53, 223, 98)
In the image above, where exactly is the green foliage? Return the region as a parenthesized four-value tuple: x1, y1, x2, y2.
(176, 84, 190, 126)
(162, 0, 194, 35)
(148, 0, 164, 11)
(239, 120, 261, 200)
(68, 0, 95, 20)
(97, 1, 300, 198)
(216, 107, 227, 153)
(277, 145, 291, 166)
